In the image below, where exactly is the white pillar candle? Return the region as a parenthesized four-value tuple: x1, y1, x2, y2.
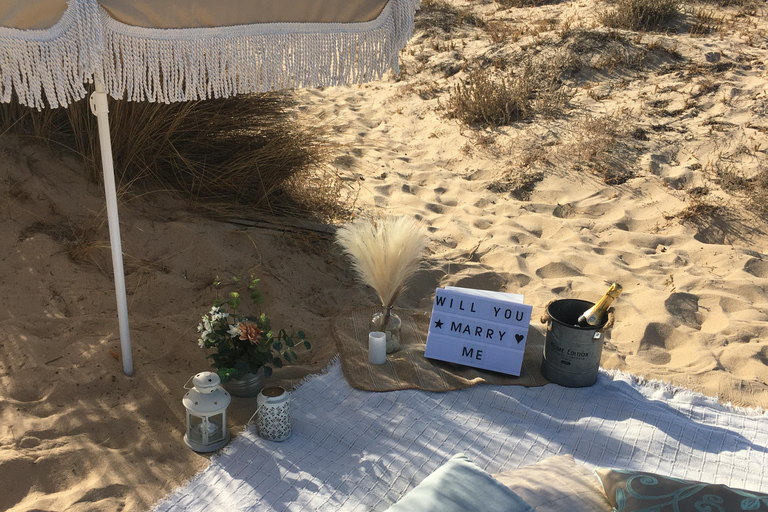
(369, 331, 387, 365)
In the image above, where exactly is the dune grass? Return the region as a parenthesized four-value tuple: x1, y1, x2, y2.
(599, 0, 681, 31)
(0, 91, 343, 220)
(415, 0, 484, 35)
(446, 67, 533, 126)
(446, 54, 572, 128)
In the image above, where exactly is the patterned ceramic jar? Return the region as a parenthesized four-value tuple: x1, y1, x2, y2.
(256, 386, 291, 441)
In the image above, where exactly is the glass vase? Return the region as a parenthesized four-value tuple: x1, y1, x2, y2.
(370, 306, 402, 353)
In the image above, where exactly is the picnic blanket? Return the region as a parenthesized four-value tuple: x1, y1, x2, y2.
(152, 359, 768, 511)
(333, 308, 549, 391)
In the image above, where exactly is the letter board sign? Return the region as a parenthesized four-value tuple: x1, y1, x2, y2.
(424, 287, 533, 376)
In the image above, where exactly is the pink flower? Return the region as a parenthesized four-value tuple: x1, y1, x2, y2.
(237, 322, 262, 345)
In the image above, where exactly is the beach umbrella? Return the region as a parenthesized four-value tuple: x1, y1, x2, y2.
(0, 0, 420, 376)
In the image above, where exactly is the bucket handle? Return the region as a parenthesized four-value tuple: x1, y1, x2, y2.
(540, 299, 616, 330)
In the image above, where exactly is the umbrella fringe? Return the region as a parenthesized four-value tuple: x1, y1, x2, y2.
(0, 0, 101, 110)
(1, 0, 419, 108)
(98, 0, 420, 103)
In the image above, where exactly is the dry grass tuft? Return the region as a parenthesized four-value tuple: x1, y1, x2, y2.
(566, 114, 640, 184)
(446, 67, 532, 126)
(668, 197, 727, 221)
(693, 0, 762, 9)
(1, 91, 342, 220)
(488, 169, 545, 200)
(495, 0, 552, 7)
(484, 20, 520, 44)
(750, 171, 768, 217)
(688, 7, 722, 35)
(415, 0, 484, 35)
(446, 54, 572, 127)
(599, 0, 681, 31)
(709, 161, 768, 218)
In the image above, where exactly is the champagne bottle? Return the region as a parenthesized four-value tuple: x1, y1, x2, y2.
(578, 283, 622, 326)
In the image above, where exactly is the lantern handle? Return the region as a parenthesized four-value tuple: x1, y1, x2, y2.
(246, 404, 265, 427)
(184, 376, 195, 390)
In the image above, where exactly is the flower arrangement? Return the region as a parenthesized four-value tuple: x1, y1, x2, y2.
(336, 215, 428, 352)
(197, 275, 310, 382)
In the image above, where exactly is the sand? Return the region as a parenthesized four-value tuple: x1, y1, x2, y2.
(2, 0, 768, 510)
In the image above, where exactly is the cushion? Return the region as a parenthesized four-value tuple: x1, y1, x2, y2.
(594, 468, 768, 511)
(385, 454, 535, 512)
(493, 455, 612, 512)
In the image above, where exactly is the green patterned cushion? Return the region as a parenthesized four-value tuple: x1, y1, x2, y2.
(594, 468, 768, 512)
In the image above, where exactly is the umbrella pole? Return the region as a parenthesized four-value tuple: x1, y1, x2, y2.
(90, 79, 134, 376)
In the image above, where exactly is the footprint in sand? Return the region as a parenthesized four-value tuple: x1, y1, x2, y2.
(535, 261, 583, 279)
(5, 380, 51, 403)
(453, 270, 508, 292)
(17, 436, 41, 449)
(333, 155, 356, 169)
(664, 292, 702, 329)
(735, 283, 768, 303)
(719, 296, 752, 314)
(473, 218, 493, 230)
(636, 322, 676, 365)
(0, 457, 34, 509)
(552, 203, 575, 218)
(744, 258, 768, 278)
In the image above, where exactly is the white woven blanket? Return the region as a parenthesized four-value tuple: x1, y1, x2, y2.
(153, 359, 768, 511)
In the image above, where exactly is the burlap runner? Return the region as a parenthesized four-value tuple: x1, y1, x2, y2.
(332, 307, 549, 392)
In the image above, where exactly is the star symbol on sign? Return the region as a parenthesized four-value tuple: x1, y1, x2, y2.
(434, 319, 444, 329)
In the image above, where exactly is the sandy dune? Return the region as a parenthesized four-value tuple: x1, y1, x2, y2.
(2, 0, 768, 510)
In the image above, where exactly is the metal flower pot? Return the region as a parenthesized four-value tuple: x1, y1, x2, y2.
(223, 367, 265, 397)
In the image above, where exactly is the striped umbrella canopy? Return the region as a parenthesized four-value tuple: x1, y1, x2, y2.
(0, 0, 420, 375)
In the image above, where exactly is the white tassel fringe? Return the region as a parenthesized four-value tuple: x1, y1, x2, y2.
(0, 0, 101, 109)
(0, 0, 420, 108)
(99, 0, 420, 103)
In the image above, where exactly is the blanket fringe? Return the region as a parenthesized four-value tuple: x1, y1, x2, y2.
(291, 354, 342, 393)
(600, 367, 766, 416)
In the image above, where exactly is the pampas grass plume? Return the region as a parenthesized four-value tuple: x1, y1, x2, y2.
(336, 216, 429, 308)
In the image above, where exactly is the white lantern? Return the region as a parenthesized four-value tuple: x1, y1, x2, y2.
(255, 386, 291, 441)
(183, 371, 231, 452)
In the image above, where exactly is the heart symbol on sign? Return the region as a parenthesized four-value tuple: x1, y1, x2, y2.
(515, 334, 524, 343)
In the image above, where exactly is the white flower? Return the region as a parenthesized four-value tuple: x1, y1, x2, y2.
(198, 338, 205, 348)
(228, 324, 240, 338)
(212, 311, 229, 321)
